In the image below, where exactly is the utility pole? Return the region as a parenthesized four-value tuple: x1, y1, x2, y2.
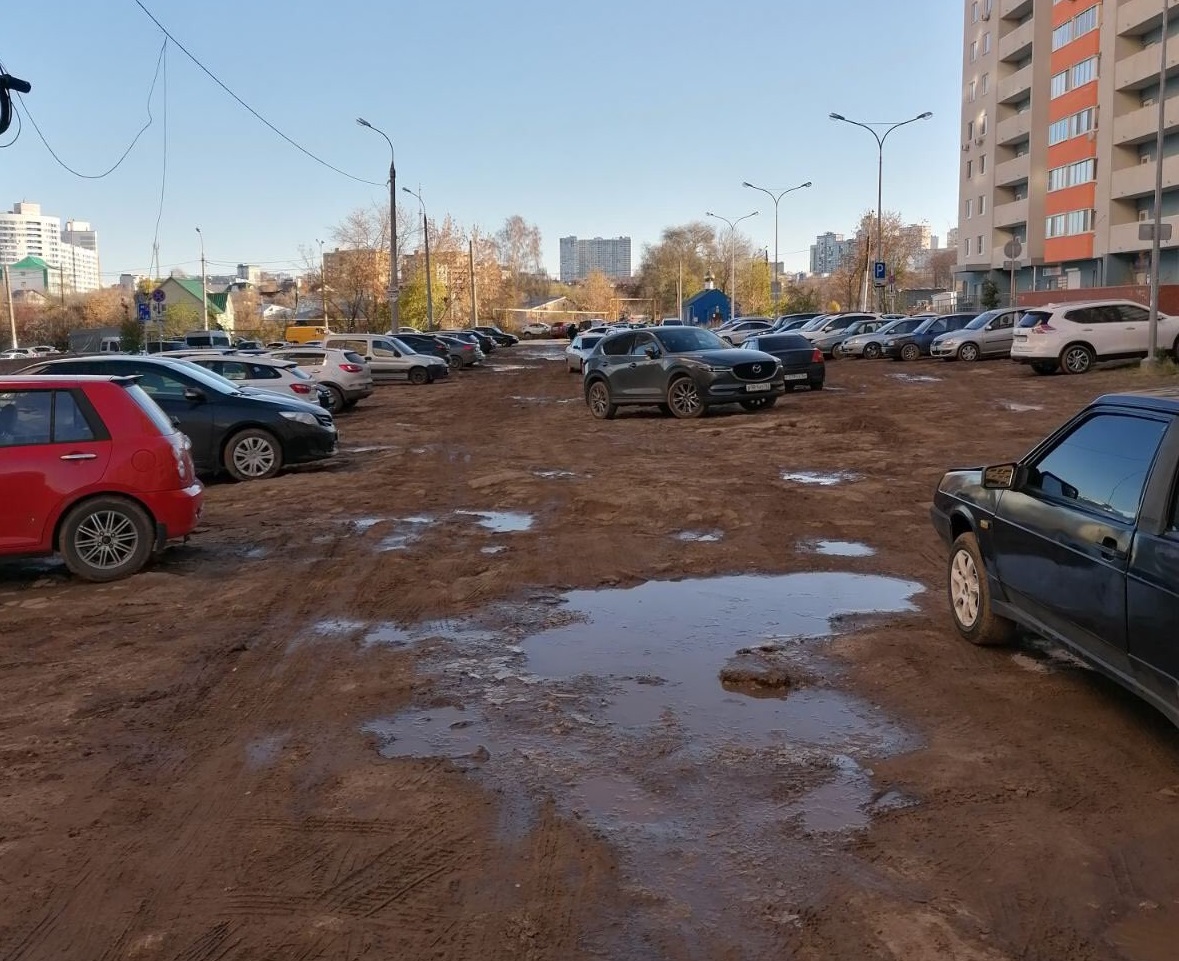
(317, 238, 329, 325)
(468, 239, 478, 328)
(3, 264, 16, 350)
(1147, 0, 1170, 367)
(356, 118, 399, 331)
(403, 185, 433, 330)
(196, 226, 208, 331)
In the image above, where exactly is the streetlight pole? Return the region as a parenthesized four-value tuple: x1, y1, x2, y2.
(1147, 0, 1170, 367)
(3, 263, 16, 350)
(316, 238, 329, 325)
(402, 185, 433, 330)
(195, 226, 208, 331)
(356, 118, 399, 331)
(706, 210, 758, 322)
(742, 180, 812, 313)
(829, 111, 932, 311)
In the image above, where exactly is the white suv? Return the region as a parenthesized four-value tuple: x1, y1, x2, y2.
(1010, 300, 1179, 375)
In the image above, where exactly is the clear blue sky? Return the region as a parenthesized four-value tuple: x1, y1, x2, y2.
(2, 0, 963, 283)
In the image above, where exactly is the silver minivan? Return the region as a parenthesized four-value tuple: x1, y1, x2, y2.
(929, 308, 1018, 361)
(322, 334, 448, 385)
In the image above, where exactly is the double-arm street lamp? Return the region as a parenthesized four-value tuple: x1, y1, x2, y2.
(356, 117, 399, 330)
(741, 180, 812, 312)
(829, 110, 932, 310)
(402, 185, 434, 330)
(705, 210, 758, 322)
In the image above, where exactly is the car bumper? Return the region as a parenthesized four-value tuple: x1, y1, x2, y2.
(150, 481, 205, 541)
(343, 386, 374, 401)
(929, 344, 958, 358)
(282, 424, 339, 465)
(699, 374, 788, 403)
(1009, 343, 1051, 363)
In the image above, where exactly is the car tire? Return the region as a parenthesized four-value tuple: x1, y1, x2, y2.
(722, 336, 734, 345)
(323, 384, 346, 411)
(1060, 344, 1094, 375)
(948, 532, 1016, 646)
(224, 428, 283, 481)
(667, 376, 706, 419)
(658, 403, 672, 416)
(958, 343, 980, 362)
(826, 348, 838, 361)
(900, 343, 921, 362)
(59, 496, 155, 583)
(586, 379, 617, 420)
(408, 366, 430, 385)
(739, 396, 778, 411)
(863, 343, 881, 360)
(1172, 335, 1179, 360)
(1030, 361, 1058, 375)
(448, 355, 462, 370)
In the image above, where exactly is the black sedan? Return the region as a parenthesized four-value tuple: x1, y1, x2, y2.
(474, 324, 519, 347)
(394, 332, 458, 367)
(20, 355, 337, 481)
(438, 328, 496, 355)
(741, 333, 824, 390)
(583, 326, 785, 420)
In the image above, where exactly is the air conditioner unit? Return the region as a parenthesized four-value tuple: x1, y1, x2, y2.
(1142, 154, 1152, 165)
(1140, 209, 1150, 222)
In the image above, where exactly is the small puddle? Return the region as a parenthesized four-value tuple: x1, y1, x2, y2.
(674, 530, 724, 543)
(889, 373, 941, 383)
(343, 444, 399, 454)
(481, 545, 508, 555)
(999, 401, 1044, 412)
(351, 517, 385, 533)
(364, 706, 492, 760)
(455, 509, 534, 533)
(377, 515, 433, 552)
(533, 469, 577, 480)
(801, 540, 875, 557)
(780, 470, 862, 486)
(490, 364, 529, 373)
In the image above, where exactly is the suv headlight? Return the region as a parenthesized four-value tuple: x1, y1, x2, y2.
(280, 411, 319, 426)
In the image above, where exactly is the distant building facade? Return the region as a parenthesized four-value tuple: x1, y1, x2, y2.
(809, 232, 854, 275)
(559, 236, 632, 283)
(0, 202, 101, 293)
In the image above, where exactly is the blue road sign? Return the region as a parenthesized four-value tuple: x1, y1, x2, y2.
(137, 302, 151, 322)
(873, 261, 886, 282)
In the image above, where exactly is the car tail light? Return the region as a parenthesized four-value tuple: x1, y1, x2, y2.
(340, 363, 364, 372)
(1031, 323, 1055, 334)
(811, 348, 823, 363)
(291, 383, 312, 393)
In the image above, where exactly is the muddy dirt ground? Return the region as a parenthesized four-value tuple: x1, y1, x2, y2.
(3, 345, 1179, 961)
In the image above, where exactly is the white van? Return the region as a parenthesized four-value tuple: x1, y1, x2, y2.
(322, 333, 448, 385)
(183, 330, 233, 350)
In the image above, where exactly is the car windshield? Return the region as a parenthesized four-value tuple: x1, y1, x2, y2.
(962, 310, 999, 330)
(653, 327, 727, 352)
(798, 316, 830, 331)
(385, 337, 416, 355)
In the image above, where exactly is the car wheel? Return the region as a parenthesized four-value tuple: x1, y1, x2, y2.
(59, 496, 155, 582)
(739, 396, 778, 411)
(586, 380, 617, 419)
(324, 384, 346, 411)
(1030, 361, 1058, 375)
(408, 366, 430, 385)
(224, 428, 283, 481)
(948, 532, 1016, 646)
(900, 343, 921, 362)
(1060, 344, 1094, 375)
(958, 343, 980, 362)
(667, 376, 706, 419)
(448, 355, 462, 370)
(863, 343, 881, 360)
(1172, 335, 1179, 360)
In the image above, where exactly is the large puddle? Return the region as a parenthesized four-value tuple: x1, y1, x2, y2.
(357, 571, 924, 955)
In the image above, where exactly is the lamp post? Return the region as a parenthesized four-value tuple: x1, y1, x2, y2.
(706, 210, 758, 322)
(741, 180, 812, 313)
(829, 110, 932, 311)
(195, 226, 208, 331)
(316, 238, 329, 324)
(402, 185, 433, 330)
(3, 263, 15, 350)
(356, 117, 399, 330)
(1146, 0, 1171, 367)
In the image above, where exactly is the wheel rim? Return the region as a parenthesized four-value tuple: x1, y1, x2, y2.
(670, 379, 701, 416)
(1063, 348, 1090, 373)
(960, 345, 978, 362)
(233, 436, 277, 477)
(588, 383, 609, 416)
(902, 345, 919, 361)
(950, 549, 981, 628)
(865, 344, 880, 359)
(74, 510, 140, 570)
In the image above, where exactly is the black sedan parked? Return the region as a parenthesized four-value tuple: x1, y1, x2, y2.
(20, 355, 337, 481)
(474, 324, 519, 347)
(394, 332, 459, 367)
(741, 333, 824, 390)
(583, 326, 785, 420)
(438, 329, 496, 355)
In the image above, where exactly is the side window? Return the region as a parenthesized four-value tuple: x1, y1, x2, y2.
(0, 391, 52, 447)
(133, 366, 191, 400)
(631, 334, 655, 355)
(601, 334, 636, 356)
(371, 339, 400, 358)
(1027, 414, 1169, 522)
(216, 361, 250, 381)
(54, 391, 97, 443)
(1118, 305, 1150, 324)
(995, 313, 1014, 329)
(929, 320, 947, 333)
(247, 364, 282, 380)
(294, 354, 323, 367)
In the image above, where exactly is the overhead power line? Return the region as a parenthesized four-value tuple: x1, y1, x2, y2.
(130, 0, 383, 187)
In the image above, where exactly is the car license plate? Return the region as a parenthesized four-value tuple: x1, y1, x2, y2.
(745, 383, 772, 392)
(783, 373, 807, 381)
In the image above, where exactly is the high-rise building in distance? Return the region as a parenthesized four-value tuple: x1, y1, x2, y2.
(0, 202, 102, 293)
(559, 236, 631, 283)
(809, 232, 854, 275)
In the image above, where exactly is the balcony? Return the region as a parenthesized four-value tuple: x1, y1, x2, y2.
(999, 0, 1032, 20)
(998, 18, 1034, 63)
(997, 63, 1033, 104)
(1110, 154, 1179, 200)
(992, 198, 1029, 229)
(1117, 0, 1178, 38)
(994, 153, 1031, 187)
(1114, 42, 1179, 92)
(1112, 98, 1179, 146)
(1108, 215, 1179, 254)
(996, 110, 1032, 146)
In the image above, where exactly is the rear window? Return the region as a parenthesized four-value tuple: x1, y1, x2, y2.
(581, 336, 602, 349)
(343, 351, 366, 365)
(758, 334, 811, 350)
(1019, 311, 1052, 328)
(124, 384, 176, 436)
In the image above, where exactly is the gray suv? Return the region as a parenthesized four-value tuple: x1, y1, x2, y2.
(930, 308, 1019, 362)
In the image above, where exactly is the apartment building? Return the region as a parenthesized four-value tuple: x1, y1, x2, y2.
(558, 236, 631, 283)
(809, 231, 855, 275)
(0, 202, 102, 293)
(957, 0, 1179, 301)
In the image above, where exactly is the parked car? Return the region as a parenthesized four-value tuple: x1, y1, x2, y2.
(519, 322, 552, 340)
(391, 332, 456, 366)
(435, 335, 485, 369)
(1010, 300, 1179, 375)
(930, 307, 1020, 362)
(839, 316, 928, 358)
(771, 314, 822, 333)
(266, 346, 374, 410)
(1, 348, 35, 360)
(437, 328, 496, 355)
(718, 318, 775, 346)
(742, 333, 825, 390)
(565, 333, 605, 372)
(145, 339, 188, 354)
(583, 326, 785, 420)
(19, 355, 338, 481)
(322, 334, 448, 385)
(162, 351, 332, 409)
(659, 317, 684, 326)
(0, 374, 203, 580)
(883, 313, 977, 361)
(474, 324, 519, 347)
(931, 389, 1179, 725)
(182, 330, 233, 349)
(800, 312, 879, 346)
(809, 317, 885, 358)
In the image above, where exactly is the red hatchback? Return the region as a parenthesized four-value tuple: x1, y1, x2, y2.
(0, 375, 204, 581)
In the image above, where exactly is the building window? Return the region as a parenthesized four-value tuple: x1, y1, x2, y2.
(1051, 70, 1068, 98)
(971, 41, 978, 61)
(1074, 6, 1098, 38)
(979, 114, 988, 136)
(1048, 118, 1070, 144)
(981, 72, 989, 94)
(967, 159, 973, 178)
(1047, 158, 1097, 192)
(979, 195, 987, 215)
(1072, 106, 1095, 136)
(972, 1, 979, 22)
(965, 237, 972, 255)
(983, 32, 991, 54)
(1052, 22, 1072, 50)
(1072, 56, 1098, 88)
(969, 79, 977, 102)
(966, 198, 974, 219)
(1046, 209, 1094, 238)
(977, 235, 983, 253)
(980, 154, 987, 175)
(967, 119, 975, 139)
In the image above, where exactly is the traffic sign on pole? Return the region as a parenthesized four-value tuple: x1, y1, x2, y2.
(137, 302, 150, 322)
(873, 261, 886, 282)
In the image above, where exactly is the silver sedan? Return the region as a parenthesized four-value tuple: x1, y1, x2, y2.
(565, 333, 604, 372)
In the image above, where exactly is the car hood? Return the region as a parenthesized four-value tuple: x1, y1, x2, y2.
(237, 386, 326, 415)
(677, 348, 778, 366)
(938, 467, 1001, 512)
